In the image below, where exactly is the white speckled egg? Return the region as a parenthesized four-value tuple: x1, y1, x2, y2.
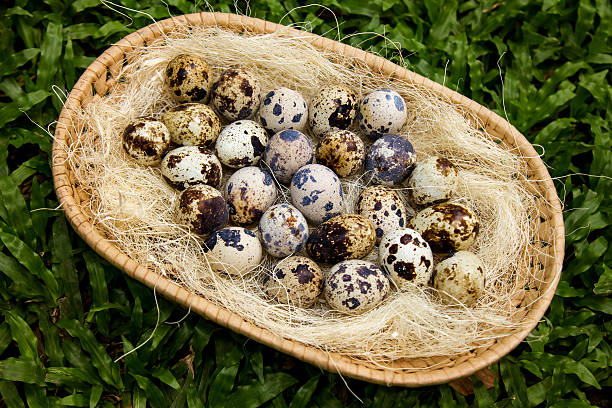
(358, 89, 407, 139)
(175, 184, 228, 236)
(264, 256, 322, 307)
(259, 204, 309, 258)
(315, 130, 365, 177)
(212, 69, 261, 121)
(224, 167, 277, 226)
(356, 186, 409, 242)
(379, 228, 433, 288)
(408, 156, 459, 205)
(290, 164, 344, 224)
(434, 251, 485, 306)
(324, 260, 390, 315)
(409, 202, 480, 253)
(215, 120, 268, 168)
(165, 54, 213, 103)
(309, 84, 358, 138)
(203, 227, 263, 276)
(161, 103, 220, 147)
(122, 117, 170, 166)
(259, 87, 308, 133)
(161, 146, 222, 190)
(262, 129, 314, 184)
(365, 134, 416, 186)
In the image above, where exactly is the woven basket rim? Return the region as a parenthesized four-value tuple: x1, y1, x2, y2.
(51, 11, 565, 387)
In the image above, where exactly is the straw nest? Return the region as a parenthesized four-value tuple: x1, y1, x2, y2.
(63, 26, 554, 366)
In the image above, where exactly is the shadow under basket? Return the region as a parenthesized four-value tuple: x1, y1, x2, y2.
(52, 12, 565, 388)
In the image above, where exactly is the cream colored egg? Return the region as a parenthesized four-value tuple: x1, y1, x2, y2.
(215, 120, 268, 168)
(264, 256, 322, 308)
(358, 89, 407, 139)
(224, 167, 277, 226)
(122, 117, 170, 166)
(259, 87, 308, 133)
(434, 251, 485, 306)
(290, 164, 344, 224)
(379, 228, 433, 288)
(408, 156, 459, 205)
(161, 146, 222, 189)
(161, 103, 220, 147)
(309, 84, 358, 138)
(356, 185, 409, 242)
(203, 227, 262, 276)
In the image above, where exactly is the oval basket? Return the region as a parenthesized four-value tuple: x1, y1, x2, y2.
(52, 12, 564, 387)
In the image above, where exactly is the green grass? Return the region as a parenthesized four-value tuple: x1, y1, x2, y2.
(0, 0, 610, 406)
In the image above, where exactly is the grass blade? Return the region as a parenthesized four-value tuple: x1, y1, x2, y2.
(52, 216, 83, 320)
(36, 21, 63, 91)
(289, 375, 319, 408)
(0, 358, 45, 385)
(4, 309, 40, 363)
(226, 372, 298, 408)
(0, 175, 35, 248)
(83, 251, 110, 337)
(0, 380, 26, 408)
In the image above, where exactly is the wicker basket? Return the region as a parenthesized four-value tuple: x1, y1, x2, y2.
(52, 12, 564, 388)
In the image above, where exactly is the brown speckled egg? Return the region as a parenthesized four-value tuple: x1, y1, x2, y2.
(165, 54, 213, 103)
(212, 69, 261, 121)
(433, 251, 485, 306)
(122, 117, 170, 166)
(290, 164, 344, 224)
(263, 256, 322, 308)
(309, 84, 358, 138)
(324, 260, 390, 315)
(161, 103, 220, 147)
(408, 156, 459, 205)
(306, 214, 376, 264)
(215, 120, 268, 168)
(379, 228, 433, 288)
(203, 227, 262, 276)
(356, 185, 409, 242)
(175, 184, 228, 236)
(161, 146, 222, 190)
(315, 130, 365, 177)
(409, 202, 479, 253)
(358, 89, 407, 139)
(224, 167, 277, 226)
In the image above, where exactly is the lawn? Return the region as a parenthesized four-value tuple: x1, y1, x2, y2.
(0, 0, 610, 406)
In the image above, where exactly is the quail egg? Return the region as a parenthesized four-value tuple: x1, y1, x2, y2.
(259, 87, 308, 133)
(365, 134, 416, 186)
(263, 256, 322, 307)
(263, 129, 314, 184)
(215, 120, 268, 168)
(309, 84, 358, 138)
(161, 103, 220, 147)
(357, 89, 407, 139)
(225, 167, 277, 226)
(203, 227, 263, 276)
(324, 260, 390, 315)
(433, 251, 485, 306)
(161, 146, 222, 189)
(356, 185, 409, 242)
(211, 68, 261, 121)
(315, 130, 366, 177)
(175, 184, 228, 236)
(122, 117, 170, 166)
(379, 228, 434, 288)
(165, 54, 213, 103)
(259, 204, 309, 258)
(408, 156, 459, 205)
(290, 164, 344, 224)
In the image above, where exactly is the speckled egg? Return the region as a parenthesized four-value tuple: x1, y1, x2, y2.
(175, 184, 228, 236)
(433, 251, 485, 306)
(365, 134, 416, 186)
(215, 120, 268, 168)
(161, 146, 222, 190)
(259, 204, 309, 258)
(409, 202, 480, 253)
(224, 167, 277, 226)
(358, 89, 407, 139)
(324, 260, 390, 315)
(259, 87, 308, 133)
(263, 256, 322, 307)
(309, 84, 358, 138)
(306, 214, 376, 264)
(203, 227, 263, 276)
(211, 69, 261, 121)
(122, 117, 170, 166)
(356, 186, 409, 242)
(263, 129, 314, 184)
(165, 54, 212, 103)
(161, 103, 220, 147)
(315, 130, 365, 177)
(379, 228, 433, 288)
(290, 164, 344, 224)
(408, 156, 459, 205)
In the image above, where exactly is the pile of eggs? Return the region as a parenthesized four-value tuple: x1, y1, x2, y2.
(122, 53, 487, 315)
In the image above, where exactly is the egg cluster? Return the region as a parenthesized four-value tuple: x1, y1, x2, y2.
(121, 53, 488, 315)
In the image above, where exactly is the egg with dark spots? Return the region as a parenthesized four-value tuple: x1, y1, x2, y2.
(161, 146, 222, 189)
(324, 260, 390, 314)
(175, 184, 228, 236)
(290, 164, 344, 224)
(224, 167, 277, 226)
(259, 87, 308, 133)
(365, 134, 416, 186)
(211, 69, 261, 121)
(259, 204, 309, 258)
(215, 120, 268, 168)
(263, 129, 314, 184)
(306, 214, 376, 264)
(315, 130, 365, 177)
(309, 84, 358, 138)
(408, 156, 459, 205)
(379, 228, 433, 288)
(165, 54, 212, 103)
(357, 89, 407, 139)
(161, 103, 220, 147)
(433, 251, 485, 306)
(122, 117, 170, 166)
(356, 185, 409, 242)
(203, 227, 263, 276)
(409, 202, 480, 252)
(263, 256, 322, 307)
